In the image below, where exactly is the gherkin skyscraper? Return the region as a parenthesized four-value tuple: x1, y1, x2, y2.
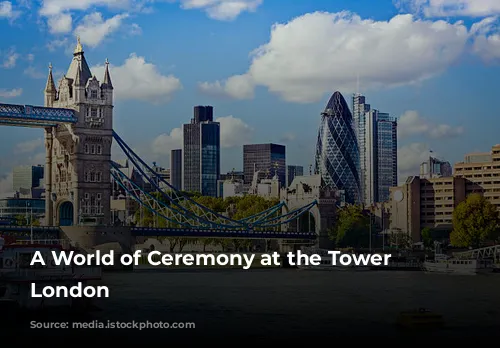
(315, 91, 361, 205)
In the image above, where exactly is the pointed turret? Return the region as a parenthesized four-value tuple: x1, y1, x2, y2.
(45, 63, 56, 93)
(44, 63, 57, 107)
(66, 36, 92, 86)
(74, 62, 83, 87)
(101, 58, 113, 90)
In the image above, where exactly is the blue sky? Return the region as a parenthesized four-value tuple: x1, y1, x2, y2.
(1, 0, 500, 193)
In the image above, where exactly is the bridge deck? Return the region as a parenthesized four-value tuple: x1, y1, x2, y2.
(0, 226, 316, 240)
(0, 103, 77, 127)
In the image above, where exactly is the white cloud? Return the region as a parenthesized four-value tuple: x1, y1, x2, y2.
(398, 142, 435, 182)
(91, 53, 182, 103)
(2, 48, 18, 68)
(0, 172, 14, 197)
(14, 139, 44, 154)
(0, 1, 19, 19)
(152, 127, 183, 156)
(39, 0, 130, 16)
(0, 88, 22, 98)
(75, 12, 129, 47)
(179, 0, 262, 20)
(199, 12, 469, 103)
(398, 110, 464, 139)
(46, 38, 67, 50)
(470, 17, 500, 61)
(47, 12, 72, 33)
(198, 74, 254, 100)
(27, 53, 34, 62)
(279, 132, 296, 143)
(215, 115, 253, 148)
(396, 0, 500, 18)
(23, 67, 45, 79)
(151, 115, 253, 156)
(129, 22, 142, 35)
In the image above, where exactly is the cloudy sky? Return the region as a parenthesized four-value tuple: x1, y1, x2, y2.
(0, 0, 499, 194)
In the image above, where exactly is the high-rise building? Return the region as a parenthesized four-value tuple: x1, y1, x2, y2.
(376, 112, 398, 202)
(243, 144, 286, 187)
(315, 91, 361, 205)
(12, 165, 44, 192)
(353, 93, 398, 205)
(420, 156, 452, 179)
(363, 110, 378, 205)
(183, 106, 220, 197)
(286, 165, 304, 188)
(170, 149, 182, 191)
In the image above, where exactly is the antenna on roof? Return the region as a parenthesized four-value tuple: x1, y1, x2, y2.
(356, 72, 360, 95)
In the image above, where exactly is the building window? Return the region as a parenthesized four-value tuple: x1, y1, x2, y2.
(97, 145, 102, 155)
(91, 90, 98, 99)
(84, 144, 89, 154)
(91, 145, 95, 154)
(91, 108, 97, 118)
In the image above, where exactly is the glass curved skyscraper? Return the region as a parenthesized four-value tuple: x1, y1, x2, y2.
(315, 91, 361, 205)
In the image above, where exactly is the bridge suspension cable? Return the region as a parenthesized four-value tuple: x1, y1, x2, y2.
(112, 131, 317, 230)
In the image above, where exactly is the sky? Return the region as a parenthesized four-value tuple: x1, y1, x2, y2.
(0, 0, 500, 195)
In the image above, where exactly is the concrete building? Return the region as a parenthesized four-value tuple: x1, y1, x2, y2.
(243, 144, 286, 188)
(13, 165, 44, 192)
(420, 156, 452, 179)
(388, 176, 467, 242)
(454, 144, 500, 211)
(183, 105, 220, 196)
(286, 165, 303, 188)
(170, 149, 182, 191)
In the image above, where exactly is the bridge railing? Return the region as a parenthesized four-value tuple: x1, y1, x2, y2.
(0, 103, 77, 123)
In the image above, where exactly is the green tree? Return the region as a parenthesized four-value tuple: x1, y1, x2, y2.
(421, 227, 434, 248)
(450, 193, 500, 248)
(329, 205, 369, 248)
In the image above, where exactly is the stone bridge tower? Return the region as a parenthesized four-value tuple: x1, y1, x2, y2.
(44, 37, 113, 227)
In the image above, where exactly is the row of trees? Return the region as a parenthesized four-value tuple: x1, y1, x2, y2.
(133, 193, 280, 252)
(329, 193, 500, 250)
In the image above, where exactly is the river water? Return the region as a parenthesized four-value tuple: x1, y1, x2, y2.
(9, 269, 500, 342)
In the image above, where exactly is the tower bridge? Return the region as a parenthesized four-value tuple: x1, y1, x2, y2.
(0, 38, 326, 251)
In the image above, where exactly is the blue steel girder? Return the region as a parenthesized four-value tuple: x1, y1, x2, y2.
(0, 103, 77, 128)
(131, 227, 317, 240)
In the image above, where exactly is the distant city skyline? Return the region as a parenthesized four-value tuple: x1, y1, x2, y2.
(1, 0, 499, 196)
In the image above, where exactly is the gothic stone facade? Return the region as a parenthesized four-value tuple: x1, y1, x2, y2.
(44, 39, 113, 226)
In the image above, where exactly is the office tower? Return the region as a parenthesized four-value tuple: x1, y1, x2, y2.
(352, 93, 371, 200)
(286, 165, 304, 187)
(420, 156, 452, 179)
(315, 91, 361, 205)
(243, 144, 286, 187)
(183, 106, 220, 197)
(363, 110, 378, 205)
(170, 149, 182, 191)
(376, 112, 398, 202)
(12, 165, 44, 192)
(353, 92, 398, 205)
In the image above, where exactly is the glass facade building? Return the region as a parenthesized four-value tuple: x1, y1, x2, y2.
(315, 91, 361, 205)
(170, 149, 182, 191)
(376, 112, 398, 202)
(183, 106, 220, 197)
(243, 144, 286, 187)
(286, 165, 304, 187)
(0, 198, 45, 219)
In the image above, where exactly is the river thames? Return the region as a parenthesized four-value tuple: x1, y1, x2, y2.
(10, 268, 500, 341)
